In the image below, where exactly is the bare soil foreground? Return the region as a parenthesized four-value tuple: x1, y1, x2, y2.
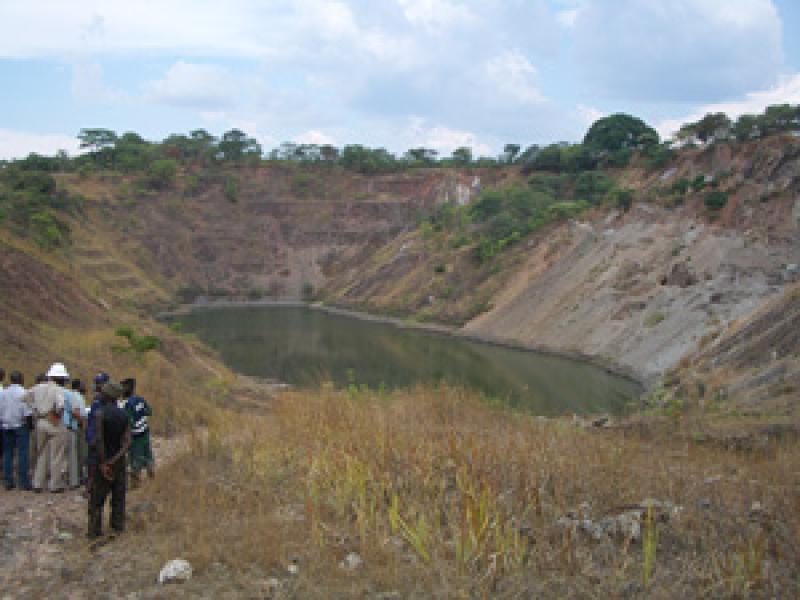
(1, 386, 798, 599)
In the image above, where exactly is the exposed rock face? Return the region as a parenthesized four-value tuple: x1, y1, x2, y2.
(464, 210, 799, 377)
(88, 168, 493, 301)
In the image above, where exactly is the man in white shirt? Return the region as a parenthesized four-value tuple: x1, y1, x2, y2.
(25, 363, 71, 492)
(1, 371, 32, 490)
(64, 379, 87, 488)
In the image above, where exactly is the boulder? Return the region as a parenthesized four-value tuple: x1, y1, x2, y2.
(661, 262, 697, 287)
(158, 559, 192, 584)
(340, 552, 363, 570)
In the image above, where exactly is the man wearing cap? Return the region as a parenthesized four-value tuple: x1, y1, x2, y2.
(25, 363, 71, 492)
(89, 382, 131, 539)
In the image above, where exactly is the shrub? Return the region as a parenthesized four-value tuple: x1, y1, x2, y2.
(704, 190, 728, 210)
(671, 178, 690, 195)
(146, 159, 178, 189)
(574, 171, 613, 204)
(691, 174, 707, 192)
(291, 172, 317, 197)
(224, 175, 239, 202)
(113, 326, 161, 357)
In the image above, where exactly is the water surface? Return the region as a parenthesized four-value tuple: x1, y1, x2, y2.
(179, 305, 640, 415)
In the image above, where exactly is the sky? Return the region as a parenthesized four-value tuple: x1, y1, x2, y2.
(0, 0, 799, 159)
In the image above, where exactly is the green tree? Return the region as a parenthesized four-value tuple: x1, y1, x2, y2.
(501, 143, 521, 164)
(561, 144, 595, 172)
(78, 128, 118, 153)
(677, 113, 732, 144)
(218, 129, 262, 162)
(760, 104, 800, 135)
(732, 114, 761, 141)
(450, 147, 473, 166)
(527, 143, 564, 172)
(340, 145, 398, 174)
(404, 147, 438, 166)
(583, 114, 659, 158)
(319, 144, 340, 162)
(78, 128, 118, 167)
(114, 131, 152, 172)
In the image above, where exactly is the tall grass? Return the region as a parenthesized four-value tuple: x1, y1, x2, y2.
(135, 383, 800, 598)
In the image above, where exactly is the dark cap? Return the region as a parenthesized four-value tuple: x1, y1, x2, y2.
(101, 382, 124, 399)
(94, 372, 110, 384)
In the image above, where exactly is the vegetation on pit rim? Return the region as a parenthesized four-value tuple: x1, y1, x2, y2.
(0, 167, 84, 248)
(420, 169, 634, 263)
(0, 103, 795, 257)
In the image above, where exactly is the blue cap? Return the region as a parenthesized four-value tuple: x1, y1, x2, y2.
(93, 372, 110, 384)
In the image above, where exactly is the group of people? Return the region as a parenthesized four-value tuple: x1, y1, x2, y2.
(0, 364, 154, 538)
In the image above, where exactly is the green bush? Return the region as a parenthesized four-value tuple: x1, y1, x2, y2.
(704, 190, 728, 210)
(113, 326, 161, 357)
(224, 175, 239, 202)
(137, 159, 178, 190)
(691, 174, 707, 191)
(469, 184, 591, 262)
(671, 178, 690, 195)
(574, 171, 613, 204)
(291, 172, 317, 197)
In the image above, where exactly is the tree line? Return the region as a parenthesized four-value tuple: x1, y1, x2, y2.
(1, 103, 797, 179)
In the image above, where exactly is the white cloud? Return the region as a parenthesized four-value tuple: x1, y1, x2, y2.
(484, 52, 544, 105)
(573, 0, 784, 102)
(656, 73, 800, 139)
(556, 9, 579, 28)
(577, 104, 604, 128)
(71, 62, 127, 104)
(398, 0, 475, 31)
(407, 119, 491, 155)
(0, 129, 81, 161)
(294, 129, 337, 145)
(145, 61, 241, 109)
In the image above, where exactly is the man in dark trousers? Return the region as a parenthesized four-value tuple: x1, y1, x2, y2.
(88, 382, 131, 539)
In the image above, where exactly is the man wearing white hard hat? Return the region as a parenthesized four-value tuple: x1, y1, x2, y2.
(24, 363, 71, 492)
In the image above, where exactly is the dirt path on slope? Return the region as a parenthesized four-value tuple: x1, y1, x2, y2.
(0, 432, 199, 599)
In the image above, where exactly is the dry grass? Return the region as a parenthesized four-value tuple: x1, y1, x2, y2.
(132, 384, 800, 599)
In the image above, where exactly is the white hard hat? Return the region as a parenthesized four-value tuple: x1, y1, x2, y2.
(46, 363, 70, 379)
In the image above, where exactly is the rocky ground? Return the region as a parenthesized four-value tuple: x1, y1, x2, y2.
(0, 435, 277, 600)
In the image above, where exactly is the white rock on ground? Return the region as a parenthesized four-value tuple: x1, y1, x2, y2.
(340, 552, 363, 570)
(158, 559, 193, 584)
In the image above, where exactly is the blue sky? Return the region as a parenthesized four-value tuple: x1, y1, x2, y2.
(0, 0, 798, 159)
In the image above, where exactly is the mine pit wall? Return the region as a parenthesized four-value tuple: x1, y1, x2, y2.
(464, 207, 800, 380)
(126, 171, 483, 301)
(151, 200, 420, 299)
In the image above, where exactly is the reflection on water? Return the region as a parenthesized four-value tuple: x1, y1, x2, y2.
(179, 305, 641, 415)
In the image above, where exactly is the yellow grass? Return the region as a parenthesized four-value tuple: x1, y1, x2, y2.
(131, 384, 800, 598)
